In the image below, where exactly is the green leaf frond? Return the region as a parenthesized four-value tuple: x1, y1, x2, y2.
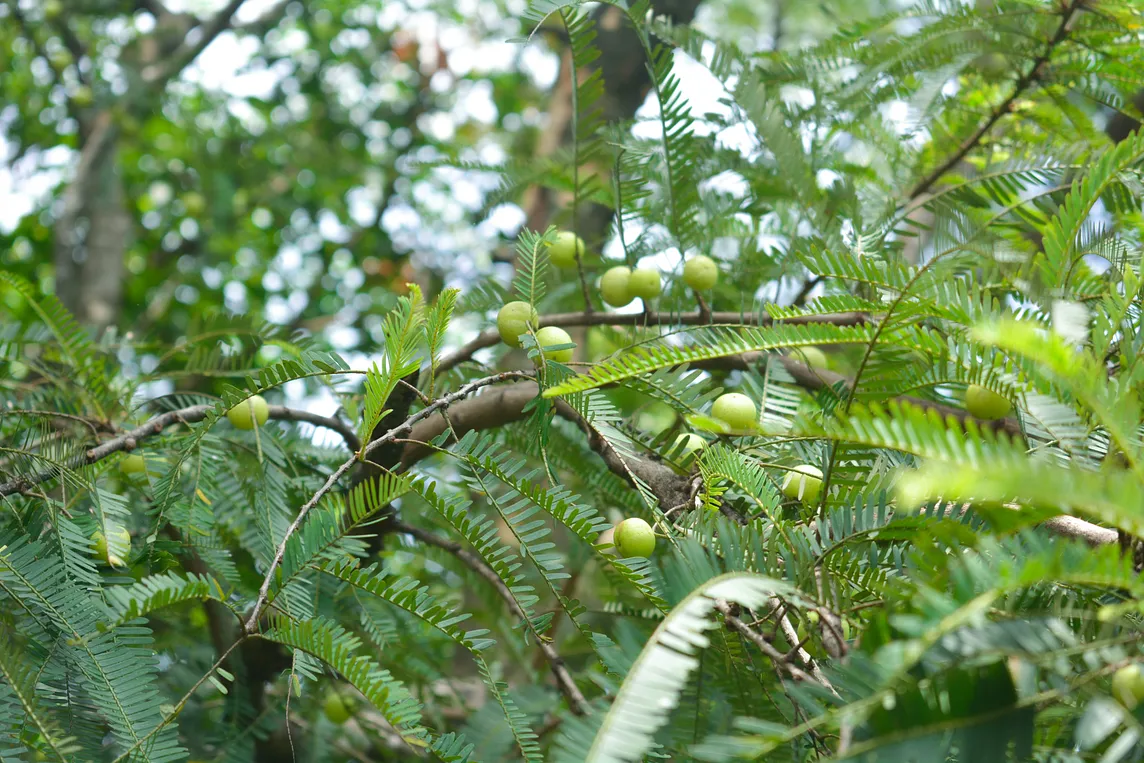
(545, 323, 878, 396)
(555, 571, 799, 763)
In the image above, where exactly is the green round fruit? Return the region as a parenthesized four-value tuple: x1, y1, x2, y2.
(323, 689, 354, 724)
(613, 517, 656, 558)
(600, 266, 633, 308)
(781, 464, 824, 505)
(711, 392, 757, 431)
(673, 433, 706, 463)
(683, 255, 718, 290)
(548, 231, 585, 268)
(534, 326, 574, 364)
(796, 346, 829, 370)
(227, 395, 269, 430)
(628, 268, 661, 300)
(1113, 664, 1144, 709)
(496, 301, 539, 348)
(120, 454, 146, 477)
(92, 526, 131, 567)
(965, 384, 1011, 420)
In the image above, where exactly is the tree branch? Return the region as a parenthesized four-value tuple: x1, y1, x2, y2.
(436, 310, 869, 374)
(906, 0, 1083, 200)
(393, 520, 589, 715)
(400, 380, 690, 510)
(0, 403, 359, 498)
(244, 372, 531, 631)
(1040, 515, 1117, 546)
(142, 0, 291, 88)
(715, 600, 832, 689)
(697, 351, 1026, 439)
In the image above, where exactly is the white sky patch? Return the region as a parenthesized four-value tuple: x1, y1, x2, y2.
(0, 140, 72, 233)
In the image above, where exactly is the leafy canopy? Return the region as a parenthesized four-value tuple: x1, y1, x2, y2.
(4, 0, 1144, 762)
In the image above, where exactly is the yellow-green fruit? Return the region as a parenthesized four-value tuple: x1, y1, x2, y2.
(323, 689, 354, 724)
(496, 301, 539, 348)
(711, 392, 757, 431)
(613, 517, 656, 558)
(965, 384, 1011, 420)
(120, 454, 147, 477)
(781, 464, 824, 505)
(92, 526, 131, 567)
(548, 231, 585, 268)
(797, 346, 829, 370)
(628, 268, 661, 300)
(534, 326, 574, 363)
(683, 255, 718, 290)
(600, 266, 633, 308)
(227, 395, 269, 430)
(1113, 664, 1144, 709)
(673, 433, 706, 463)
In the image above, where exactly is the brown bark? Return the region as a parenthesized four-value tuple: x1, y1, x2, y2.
(53, 114, 130, 331)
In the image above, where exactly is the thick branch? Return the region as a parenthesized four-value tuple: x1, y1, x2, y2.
(906, 0, 1082, 200)
(393, 520, 588, 715)
(437, 310, 869, 374)
(1040, 515, 1117, 546)
(244, 372, 531, 631)
(400, 381, 690, 510)
(0, 403, 359, 498)
(142, 0, 291, 88)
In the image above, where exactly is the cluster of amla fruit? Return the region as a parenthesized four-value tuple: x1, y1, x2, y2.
(547, 230, 721, 308)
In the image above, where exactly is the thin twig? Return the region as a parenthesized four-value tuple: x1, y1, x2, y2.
(715, 600, 833, 692)
(143, 0, 292, 88)
(436, 310, 869, 374)
(110, 636, 248, 763)
(906, 0, 1083, 200)
(394, 519, 589, 715)
(243, 372, 531, 632)
(0, 404, 359, 497)
(773, 605, 836, 692)
(791, 275, 823, 306)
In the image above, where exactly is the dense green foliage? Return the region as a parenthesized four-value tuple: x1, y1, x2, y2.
(4, 0, 1144, 761)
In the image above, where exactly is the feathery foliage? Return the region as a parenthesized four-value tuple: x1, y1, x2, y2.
(6, 0, 1144, 761)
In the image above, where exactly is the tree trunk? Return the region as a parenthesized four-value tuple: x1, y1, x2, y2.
(53, 113, 130, 332)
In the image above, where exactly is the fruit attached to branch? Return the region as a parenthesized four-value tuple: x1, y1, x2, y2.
(965, 384, 1011, 420)
(711, 392, 757, 432)
(534, 326, 574, 363)
(683, 255, 718, 290)
(227, 395, 269, 430)
(613, 517, 656, 558)
(600, 266, 633, 308)
(497, 301, 539, 348)
(781, 464, 824, 506)
(548, 231, 585, 268)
